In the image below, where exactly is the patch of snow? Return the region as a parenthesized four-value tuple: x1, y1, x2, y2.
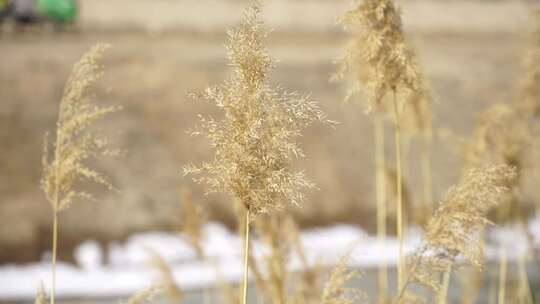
(74, 240, 103, 270)
(0, 219, 537, 301)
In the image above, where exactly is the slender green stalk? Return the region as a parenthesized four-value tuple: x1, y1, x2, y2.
(374, 115, 388, 304)
(392, 89, 405, 292)
(242, 208, 251, 304)
(498, 248, 507, 304)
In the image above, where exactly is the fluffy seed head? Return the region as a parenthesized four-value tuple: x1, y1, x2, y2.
(465, 103, 530, 171)
(41, 44, 120, 212)
(320, 250, 365, 304)
(517, 10, 540, 116)
(184, 2, 332, 216)
(333, 0, 420, 113)
(179, 188, 207, 259)
(407, 165, 516, 292)
(34, 285, 48, 304)
(126, 284, 163, 304)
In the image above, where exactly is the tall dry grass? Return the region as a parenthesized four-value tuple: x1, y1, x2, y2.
(40, 44, 120, 304)
(400, 165, 516, 302)
(334, 0, 424, 299)
(22, 1, 540, 304)
(183, 2, 332, 303)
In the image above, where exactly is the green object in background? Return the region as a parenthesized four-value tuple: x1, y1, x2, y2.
(0, 0, 8, 12)
(37, 0, 77, 23)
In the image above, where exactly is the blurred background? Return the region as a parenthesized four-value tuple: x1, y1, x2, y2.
(1, 0, 540, 303)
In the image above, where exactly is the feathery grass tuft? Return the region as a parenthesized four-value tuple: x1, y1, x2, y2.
(517, 10, 540, 116)
(126, 284, 163, 304)
(183, 2, 332, 304)
(320, 251, 365, 304)
(34, 285, 48, 304)
(146, 248, 183, 302)
(400, 165, 516, 300)
(40, 43, 120, 304)
(41, 43, 120, 213)
(179, 188, 207, 259)
(333, 0, 420, 112)
(334, 0, 422, 294)
(184, 4, 332, 214)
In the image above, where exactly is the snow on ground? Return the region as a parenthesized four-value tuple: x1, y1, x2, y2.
(0, 219, 538, 301)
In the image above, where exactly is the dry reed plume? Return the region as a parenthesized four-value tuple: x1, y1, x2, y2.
(183, 2, 332, 303)
(400, 165, 516, 302)
(517, 10, 540, 117)
(146, 248, 183, 302)
(179, 188, 207, 259)
(334, 0, 422, 296)
(126, 284, 163, 304)
(288, 218, 324, 304)
(34, 285, 48, 304)
(320, 251, 365, 304)
(254, 216, 291, 304)
(40, 43, 120, 304)
(465, 103, 529, 173)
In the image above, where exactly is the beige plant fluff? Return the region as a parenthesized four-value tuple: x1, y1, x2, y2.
(183, 2, 332, 216)
(320, 251, 365, 304)
(34, 285, 48, 304)
(464, 103, 530, 223)
(465, 103, 530, 171)
(333, 0, 420, 113)
(403, 165, 516, 295)
(41, 43, 120, 212)
(126, 284, 163, 304)
(179, 188, 207, 259)
(146, 248, 183, 302)
(517, 10, 540, 116)
(40, 43, 120, 304)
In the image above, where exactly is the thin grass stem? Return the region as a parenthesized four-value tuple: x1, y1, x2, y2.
(392, 89, 405, 292)
(374, 115, 388, 304)
(498, 248, 507, 304)
(50, 211, 58, 304)
(438, 264, 452, 304)
(242, 208, 251, 304)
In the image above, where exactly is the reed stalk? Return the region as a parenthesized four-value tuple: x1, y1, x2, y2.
(184, 3, 331, 304)
(242, 208, 251, 304)
(517, 252, 534, 304)
(392, 89, 405, 291)
(40, 44, 118, 304)
(374, 115, 388, 304)
(51, 212, 58, 304)
(421, 134, 433, 217)
(438, 264, 451, 304)
(498, 248, 507, 304)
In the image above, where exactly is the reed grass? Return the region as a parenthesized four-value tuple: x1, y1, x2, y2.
(498, 248, 507, 304)
(183, 2, 332, 303)
(34, 285, 48, 304)
(126, 284, 163, 304)
(399, 165, 516, 302)
(146, 248, 183, 302)
(517, 10, 540, 117)
(374, 115, 388, 304)
(517, 252, 534, 304)
(320, 251, 365, 304)
(334, 0, 421, 296)
(179, 188, 207, 259)
(40, 44, 119, 304)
